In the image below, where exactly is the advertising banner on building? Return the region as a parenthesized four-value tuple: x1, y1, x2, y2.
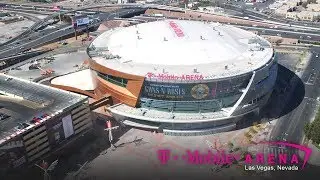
(76, 17, 89, 26)
(141, 81, 218, 101)
(46, 117, 67, 149)
(62, 114, 74, 139)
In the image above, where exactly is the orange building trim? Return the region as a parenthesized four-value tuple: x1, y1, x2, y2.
(89, 59, 145, 107)
(50, 84, 97, 99)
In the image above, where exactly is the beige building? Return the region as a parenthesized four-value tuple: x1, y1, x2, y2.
(275, 0, 320, 21)
(307, 3, 320, 12)
(286, 11, 298, 19)
(274, 0, 302, 16)
(286, 11, 320, 21)
(261, 35, 299, 45)
(275, 5, 291, 16)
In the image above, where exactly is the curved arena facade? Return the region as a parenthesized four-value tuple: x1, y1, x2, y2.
(87, 19, 278, 136)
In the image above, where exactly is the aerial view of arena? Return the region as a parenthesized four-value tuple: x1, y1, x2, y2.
(86, 19, 278, 135)
(0, 0, 320, 180)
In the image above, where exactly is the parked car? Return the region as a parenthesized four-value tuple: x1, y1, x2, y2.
(0, 114, 10, 121)
(5, 77, 13, 81)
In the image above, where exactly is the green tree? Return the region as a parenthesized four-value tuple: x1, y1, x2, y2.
(306, 108, 320, 145)
(311, 119, 320, 144)
(302, 2, 308, 8)
(304, 123, 311, 139)
(228, 142, 234, 149)
(275, 39, 282, 46)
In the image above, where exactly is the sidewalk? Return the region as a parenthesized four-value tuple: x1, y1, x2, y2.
(299, 141, 320, 166)
(299, 99, 320, 166)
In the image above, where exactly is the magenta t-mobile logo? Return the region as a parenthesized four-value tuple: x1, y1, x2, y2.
(157, 149, 171, 165)
(260, 141, 312, 169)
(157, 141, 312, 170)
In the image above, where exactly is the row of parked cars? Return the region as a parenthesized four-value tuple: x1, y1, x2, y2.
(31, 113, 49, 123)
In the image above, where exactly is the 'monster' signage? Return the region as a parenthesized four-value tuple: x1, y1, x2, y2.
(169, 21, 184, 37)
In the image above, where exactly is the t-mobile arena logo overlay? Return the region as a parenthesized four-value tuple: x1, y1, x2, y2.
(157, 141, 312, 171)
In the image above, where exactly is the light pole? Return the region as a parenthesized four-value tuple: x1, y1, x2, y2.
(104, 120, 119, 149)
(67, 161, 89, 180)
(58, 10, 61, 24)
(35, 159, 58, 180)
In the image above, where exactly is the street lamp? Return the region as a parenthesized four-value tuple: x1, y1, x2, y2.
(66, 161, 89, 180)
(104, 120, 119, 149)
(35, 159, 59, 180)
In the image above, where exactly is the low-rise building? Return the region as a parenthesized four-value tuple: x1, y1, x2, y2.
(286, 10, 320, 21)
(274, 0, 320, 21)
(261, 35, 299, 45)
(275, 5, 291, 16)
(286, 11, 299, 19)
(307, 3, 320, 12)
(198, 6, 224, 14)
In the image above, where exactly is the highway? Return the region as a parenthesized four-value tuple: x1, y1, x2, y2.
(0, 2, 319, 178)
(236, 25, 320, 41)
(5, 11, 42, 22)
(2, 4, 100, 15)
(263, 48, 320, 176)
(2, 5, 319, 60)
(272, 48, 320, 143)
(0, 24, 70, 52)
(223, 2, 320, 29)
(121, 15, 320, 42)
(0, 8, 146, 59)
(0, 3, 141, 47)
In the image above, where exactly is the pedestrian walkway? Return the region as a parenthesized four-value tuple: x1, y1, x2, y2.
(300, 142, 320, 166)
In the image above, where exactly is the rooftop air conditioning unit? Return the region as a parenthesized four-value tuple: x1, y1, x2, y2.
(162, 68, 167, 74)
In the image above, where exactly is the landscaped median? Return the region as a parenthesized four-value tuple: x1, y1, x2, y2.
(304, 107, 320, 149)
(301, 108, 320, 165)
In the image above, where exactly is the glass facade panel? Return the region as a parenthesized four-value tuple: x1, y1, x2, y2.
(139, 93, 241, 113)
(97, 72, 128, 87)
(141, 74, 251, 101)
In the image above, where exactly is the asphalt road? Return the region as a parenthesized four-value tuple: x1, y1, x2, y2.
(0, 24, 70, 52)
(263, 48, 320, 178)
(128, 14, 320, 41)
(270, 48, 320, 143)
(223, 2, 320, 28)
(0, 8, 145, 59)
(236, 25, 320, 41)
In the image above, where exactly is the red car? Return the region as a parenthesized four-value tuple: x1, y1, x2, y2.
(32, 117, 41, 123)
(40, 113, 49, 119)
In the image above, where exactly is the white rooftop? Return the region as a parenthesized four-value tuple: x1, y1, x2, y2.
(50, 69, 96, 91)
(89, 19, 273, 80)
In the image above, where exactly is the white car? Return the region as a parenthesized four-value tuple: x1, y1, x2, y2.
(316, 54, 319, 58)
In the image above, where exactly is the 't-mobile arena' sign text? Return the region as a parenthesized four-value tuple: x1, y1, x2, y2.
(146, 72, 204, 81)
